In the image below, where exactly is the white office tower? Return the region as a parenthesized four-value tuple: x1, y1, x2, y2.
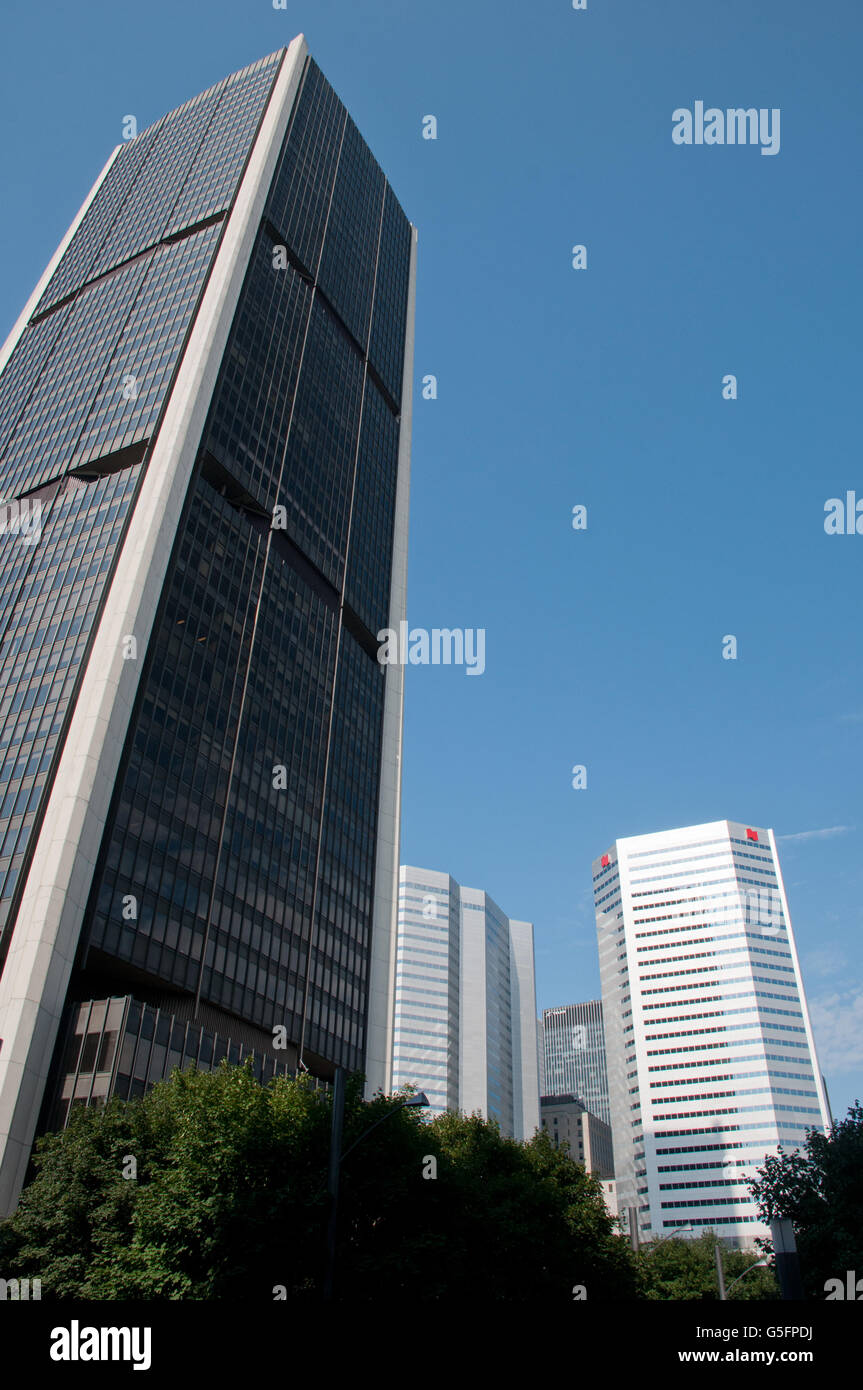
(393, 867, 540, 1139)
(594, 820, 831, 1249)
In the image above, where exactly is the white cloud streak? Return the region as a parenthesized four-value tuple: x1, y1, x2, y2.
(776, 826, 853, 844)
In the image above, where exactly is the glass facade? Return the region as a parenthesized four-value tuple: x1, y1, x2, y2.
(0, 41, 413, 1166)
(0, 53, 284, 976)
(394, 867, 539, 1140)
(79, 55, 411, 1077)
(394, 871, 461, 1115)
(541, 999, 612, 1125)
(482, 897, 515, 1129)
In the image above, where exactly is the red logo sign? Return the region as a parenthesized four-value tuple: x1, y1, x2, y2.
(601, 854, 610, 867)
(746, 828, 758, 841)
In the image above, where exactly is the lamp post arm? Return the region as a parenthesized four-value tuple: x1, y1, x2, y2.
(340, 1098, 412, 1165)
(724, 1259, 769, 1297)
(649, 1225, 694, 1249)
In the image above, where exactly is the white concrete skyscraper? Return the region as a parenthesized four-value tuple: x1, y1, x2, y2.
(393, 866, 540, 1140)
(594, 819, 830, 1248)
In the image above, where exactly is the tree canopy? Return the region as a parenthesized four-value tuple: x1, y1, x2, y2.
(637, 1230, 778, 1301)
(748, 1101, 863, 1298)
(0, 1063, 638, 1301)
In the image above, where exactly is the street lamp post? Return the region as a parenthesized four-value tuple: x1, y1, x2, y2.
(716, 1243, 770, 1300)
(323, 1069, 346, 1304)
(323, 1069, 429, 1301)
(715, 1241, 726, 1300)
(650, 1223, 694, 1248)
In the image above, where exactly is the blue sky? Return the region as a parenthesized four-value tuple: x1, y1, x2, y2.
(1, 0, 861, 1121)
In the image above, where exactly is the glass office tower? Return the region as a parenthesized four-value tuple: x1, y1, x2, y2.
(0, 35, 416, 1214)
(541, 999, 611, 1125)
(594, 820, 831, 1248)
(393, 866, 540, 1140)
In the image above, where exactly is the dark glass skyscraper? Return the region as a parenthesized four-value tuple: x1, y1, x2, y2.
(0, 36, 415, 1214)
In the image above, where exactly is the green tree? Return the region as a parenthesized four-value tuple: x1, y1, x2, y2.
(0, 1091, 139, 1299)
(637, 1230, 779, 1300)
(748, 1101, 863, 1298)
(0, 1064, 639, 1301)
(0, 1064, 332, 1300)
(342, 1110, 637, 1300)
